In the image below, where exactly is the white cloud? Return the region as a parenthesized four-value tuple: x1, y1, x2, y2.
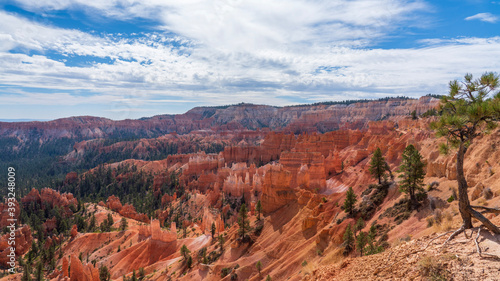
(1, 1, 500, 119)
(465, 12, 499, 23)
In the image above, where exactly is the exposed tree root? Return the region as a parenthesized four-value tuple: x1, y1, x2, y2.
(474, 226, 500, 260)
(443, 225, 465, 246)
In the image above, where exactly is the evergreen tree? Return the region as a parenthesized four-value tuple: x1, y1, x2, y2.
(138, 268, 145, 279)
(343, 187, 357, 217)
(180, 245, 191, 260)
(266, 275, 272, 281)
(369, 148, 388, 184)
(342, 224, 355, 256)
(99, 265, 110, 281)
(211, 222, 216, 239)
(120, 218, 128, 232)
(21, 263, 32, 281)
(88, 213, 96, 232)
(431, 72, 500, 234)
(256, 200, 262, 220)
(107, 213, 114, 229)
(238, 204, 251, 240)
(186, 255, 193, 269)
(218, 234, 225, 252)
(366, 225, 378, 255)
(354, 217, 365, 237)
(356, 231, 368, 256)
(397, 144, 426, 209)
(35, 262, 43, 281)
(256, 261, 262, 275)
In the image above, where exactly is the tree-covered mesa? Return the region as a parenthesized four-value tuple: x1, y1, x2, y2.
(431, 72, 500, 235)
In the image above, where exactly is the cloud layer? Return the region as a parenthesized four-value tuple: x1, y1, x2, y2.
(1, 0, 500, 119)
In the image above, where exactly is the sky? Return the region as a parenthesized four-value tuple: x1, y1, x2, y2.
(0, 0, 499, 120)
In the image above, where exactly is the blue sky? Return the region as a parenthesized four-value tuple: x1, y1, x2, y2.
(0, 0, 499, 120)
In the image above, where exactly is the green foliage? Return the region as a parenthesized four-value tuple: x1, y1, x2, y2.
(218, 234, 225, 252)
(99, 265, 110, 281)
(301, 260, 308, 266)
(410, 110, 418, 120)
(397, 144, 426, 209)
(120, 218, 128, 232)
(256, 200, 262, 220)
(35, 262, 43, 281)
(421, 108, 439, 118)
(22, 263, 32, 281)
(356, 231, 368, 256)
(354, 218, 365, 235)
(238, 204, 251, 240)
(186, 256, 193, 269)
(211, 222, 216, 238)
(180, 245, 191, 260)
(447, 195, 455, 203)
(342, 224, 355, 256)
(438, 143, 449, 155)
(431, 72, 500, 149)
(266, 274, 272, 281)
(343, 187, 357, 217)
(256, 261, 262, 274)
(369, 148, 389, 184)
(221, 267, 231, 278)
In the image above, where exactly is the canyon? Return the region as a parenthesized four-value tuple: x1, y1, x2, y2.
(1, 96, 500, 280)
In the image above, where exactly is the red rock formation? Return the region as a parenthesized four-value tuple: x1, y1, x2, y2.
(106, 195, 123, 212)
(62, 256, 69, 277)
(0, 225, 32, 268)
(261, 164, 297, 213)
(0, 201, 19, 228)
(71, 224, 78, 238)
(69, 254, 99, 281)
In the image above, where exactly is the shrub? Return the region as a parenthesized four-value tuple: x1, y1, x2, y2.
(301, 260, 308, 267)
(221, 268, 231, 278)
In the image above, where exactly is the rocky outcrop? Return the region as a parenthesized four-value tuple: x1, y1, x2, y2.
(261, 164, 297, 213)
(69, 254, 99, 281)
(0, 225, 32, 268)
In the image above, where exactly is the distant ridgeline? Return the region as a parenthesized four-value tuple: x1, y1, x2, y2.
(0, 96, 440, 195)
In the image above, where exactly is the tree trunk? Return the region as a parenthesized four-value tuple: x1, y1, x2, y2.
(457, 143, 473, 229)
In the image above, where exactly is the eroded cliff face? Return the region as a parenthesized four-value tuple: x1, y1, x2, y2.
(11, 97, 500, 281)
(0, 97, 438, 144)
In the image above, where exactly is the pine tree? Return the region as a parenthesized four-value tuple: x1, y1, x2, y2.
(266, 275, 272, 281)
(354, 217, 365, 237)
(369, 147, 388, 184)
(186, 255, 193, 269)
(343, 187, 357, 217)
(180, 245, 190, 260)
(211, 222, 216, 239)
(256, 261, 262, 275)
(120, 218, 128, 232)
(99, 265, 110, 281)
(397, 144, 426, 209)
(21, 263, 32, 281)
(35, 262, 43, 281)
(238, 204, 251, 240)
(366, 224, 378, 255)
(431, 72, 500, 234)
(218, 234, 225, 252)
(342, 224, 355, 256)
(256, 200, 262, 220)
(356, 231, 368, 256)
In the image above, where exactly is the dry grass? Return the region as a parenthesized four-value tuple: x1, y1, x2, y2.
(319, 248, 344, 266)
